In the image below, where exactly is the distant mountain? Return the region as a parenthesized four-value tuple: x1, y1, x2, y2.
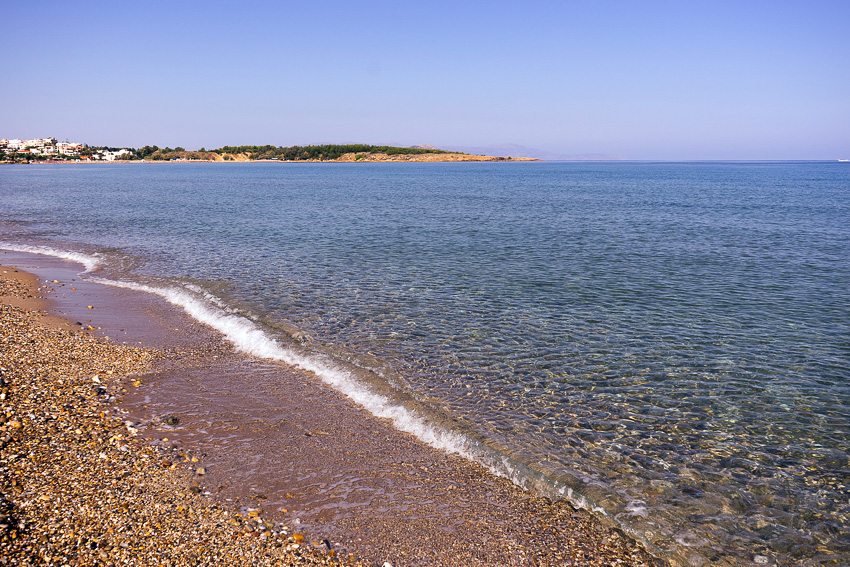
(442, 143, 623, 161)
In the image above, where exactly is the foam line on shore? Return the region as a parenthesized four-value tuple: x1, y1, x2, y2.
(0, 243, 101, 273)
(94, 277, 478, 452)
(0, 244, 495, 467)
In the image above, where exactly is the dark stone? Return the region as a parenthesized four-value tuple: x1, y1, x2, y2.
(163, 415, 179, 426)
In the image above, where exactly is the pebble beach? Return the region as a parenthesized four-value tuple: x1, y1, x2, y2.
(0, 267, 369, 566)
(0, 264, 659, 566)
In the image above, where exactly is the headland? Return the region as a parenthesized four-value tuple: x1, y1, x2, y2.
(0, 140, 539, 163)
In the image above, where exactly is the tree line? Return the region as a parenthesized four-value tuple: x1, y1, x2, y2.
(113, 144, 455, 161)
(211, 144, 454, 161)
(3, 144, 458, 163)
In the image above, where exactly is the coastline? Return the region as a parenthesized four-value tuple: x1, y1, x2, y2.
(0, 257, 658, 566)
(0, 265, 362, 566)
(1, 153, 540, 165)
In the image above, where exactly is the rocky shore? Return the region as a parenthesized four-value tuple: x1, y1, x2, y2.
(0, 267, 363, 566)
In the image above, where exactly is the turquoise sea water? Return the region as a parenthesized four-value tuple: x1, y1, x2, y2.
(1, 161, 848, 565)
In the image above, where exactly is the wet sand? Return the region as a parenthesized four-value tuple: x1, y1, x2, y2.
(0, 252, 660, 566)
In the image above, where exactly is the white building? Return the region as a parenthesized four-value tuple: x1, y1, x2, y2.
(2, 137, 81, 157)
(57, 142, 83, 156)
(97, 149, 131, 161)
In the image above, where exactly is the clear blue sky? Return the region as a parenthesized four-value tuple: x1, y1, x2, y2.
(2, 0, 847, 159)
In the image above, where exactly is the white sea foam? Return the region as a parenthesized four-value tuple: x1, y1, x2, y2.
(91, 277, 482, 460)
(0, 243, 101, 272)
(624, 500, 649, 518)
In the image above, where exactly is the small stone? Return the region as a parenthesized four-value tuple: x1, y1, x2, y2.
(163, 415, 179, 426)
(196, 467, 206, 476)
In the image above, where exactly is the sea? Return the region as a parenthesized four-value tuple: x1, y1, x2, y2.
(1, 161, 848, 566)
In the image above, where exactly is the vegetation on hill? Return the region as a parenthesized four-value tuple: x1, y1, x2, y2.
(212, 144, 455, 161)
(94, 144, 458, 162)
(133, 146, 218, 161)
(2, 143, 469, 163)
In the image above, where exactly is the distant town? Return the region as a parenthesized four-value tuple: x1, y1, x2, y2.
(0, 137, 141, 163)
(0, 137, 133, 162)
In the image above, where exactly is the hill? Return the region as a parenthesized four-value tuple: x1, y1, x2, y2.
(130, 144, 538, 163)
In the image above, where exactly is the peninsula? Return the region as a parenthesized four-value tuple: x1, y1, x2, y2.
(0, 139, 538, 163)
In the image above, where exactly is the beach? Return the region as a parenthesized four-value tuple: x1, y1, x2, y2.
(0, 265, 372, 566)
(0, 262, 657, 566)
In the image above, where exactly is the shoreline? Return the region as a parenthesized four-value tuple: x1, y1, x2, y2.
(1, 154, 540, 165)
(0, 264, 363, 566)
(1, 158, 541, 165)
(0, 256, 659, 566)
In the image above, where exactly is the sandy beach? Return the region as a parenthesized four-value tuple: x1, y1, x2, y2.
(0, 261, 658, 566)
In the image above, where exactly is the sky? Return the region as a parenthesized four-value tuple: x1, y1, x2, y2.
(1, 0, 848, 160)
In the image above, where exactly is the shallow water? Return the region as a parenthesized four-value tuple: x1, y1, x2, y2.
(2, 161, 848, 565)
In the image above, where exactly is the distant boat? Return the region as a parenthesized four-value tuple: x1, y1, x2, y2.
(839, 159, 849, 162)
